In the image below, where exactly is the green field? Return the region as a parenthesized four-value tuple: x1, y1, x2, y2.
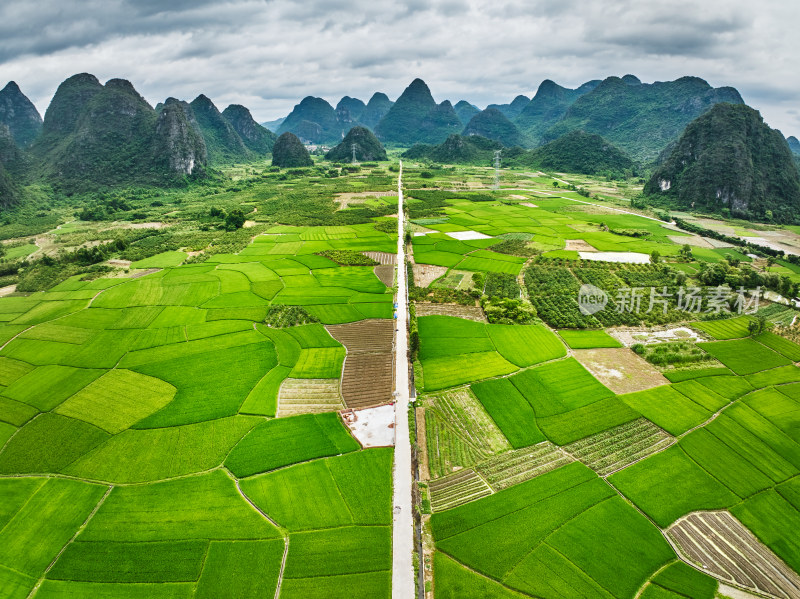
(4, 161, 800, 598)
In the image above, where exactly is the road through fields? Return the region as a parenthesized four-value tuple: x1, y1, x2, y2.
(392, 161, 415, 599)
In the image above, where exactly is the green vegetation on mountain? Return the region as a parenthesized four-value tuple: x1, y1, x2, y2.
(326, 126, 387, 162)
(359, 93, 393, 130)
(462, 108, 524, 147)
(277, 96, 341, 143)
(418, 100, 462, 144)
(402, 134, 504, 164)
(516, 130, 635, 177)
(0, 81, 42, 147)
(515, 79, 599, 146)
(272, 132, 313, 167)
(545, 76, 744, 161)
(335, 96, 366, 128)
(645, 102, 800, 222)
(788, 136, 800, 155)
(487, 95, 531, 120)
(0, 161, 19, 208)
(190, 95, 252, 164)
(454, 100, 480, 126)
(31, 76, 197, 191)
(375, 79, 458, 145)
(222, 104, 276, 154)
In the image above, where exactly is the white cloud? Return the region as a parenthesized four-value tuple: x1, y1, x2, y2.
(0, 0, 798, 134)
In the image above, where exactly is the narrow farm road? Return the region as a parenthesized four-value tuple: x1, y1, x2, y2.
(392, 161, 415, 599)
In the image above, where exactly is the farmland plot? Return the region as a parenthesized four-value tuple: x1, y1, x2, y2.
(564, 418, 674, 476)
(668, 511, 800, 598)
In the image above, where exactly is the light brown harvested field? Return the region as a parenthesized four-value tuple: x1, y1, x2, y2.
(509, 195, 528, 200)
(128, 268, 161, 280)
(414, 303, 486, 323)
(668, 234, 714, 248)
(413, 264, 448, 288)
(565, 239, 598, 252)
(572, 347, 669, 394)
(428, 468, 492, 511)
(326, 319, 393, 353)
(564, 418, 674, 476)
(475, 442, 572, 491)
(669, 511, 800, 599)
(520, 202, 539, 208)
(326, 319, 394, 409)
(428, 389, 509, 454)
(277, 378, 344, 417)
(374, 264, 394, 287)
(364, 251, 396, 265)
(0, 284, 17, 297)
(107, 259, 132, 268)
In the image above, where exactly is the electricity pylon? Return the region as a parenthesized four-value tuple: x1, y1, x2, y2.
(493, 150, 501, 190)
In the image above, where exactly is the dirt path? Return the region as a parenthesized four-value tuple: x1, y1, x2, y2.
(392, 161, 415, 599)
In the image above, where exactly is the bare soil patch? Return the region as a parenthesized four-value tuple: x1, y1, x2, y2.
(414, 303, 486, 323)
(341, 404, 395, 447)
(611, 327, 704, 347)
(413, 264, 448, 288)
(565, 239, 598, 252)
(374, 265, 394, 287)
(107, 259, 132, 268)
(509, 195, 528, 200)
(572, 348, 669, 393)
(0, 285, 17, 297)
(520, 202, 539, 208)
(669, 511, 800, 599)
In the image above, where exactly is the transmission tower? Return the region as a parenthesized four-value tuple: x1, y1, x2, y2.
(493, 150, 501, 190)
(351, 143, 358, 164)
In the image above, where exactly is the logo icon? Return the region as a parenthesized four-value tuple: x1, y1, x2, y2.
(578, 284, 608, 315)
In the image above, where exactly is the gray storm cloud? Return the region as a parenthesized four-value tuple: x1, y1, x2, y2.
(0, 0, 798, 135)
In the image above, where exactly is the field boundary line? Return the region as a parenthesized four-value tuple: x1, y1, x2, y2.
(0, 475, 49, 538)
(26, 483, 113, 599)
(433, 549, 532, 598)
(433, 476, 599, 542)
(274, 537, 289, 599)
(632, 560, 678, 599)
(232, 475, 286, 531)
(0, 323, 35, 352)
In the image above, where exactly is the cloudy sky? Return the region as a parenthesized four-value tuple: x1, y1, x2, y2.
(1, 0, 798, 134)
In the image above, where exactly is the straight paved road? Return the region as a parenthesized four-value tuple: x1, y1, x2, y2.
(392, 161, 415, 599)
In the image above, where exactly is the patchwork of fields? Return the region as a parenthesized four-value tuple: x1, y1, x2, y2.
(0, 223, 398, 598)
(5, 163, 800, 599)
(404, 170, 800, 599)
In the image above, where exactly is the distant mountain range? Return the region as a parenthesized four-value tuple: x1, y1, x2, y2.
(0, 74, 278, 197)
(268, 75, 748, 162)
(0, 71, 797, 215)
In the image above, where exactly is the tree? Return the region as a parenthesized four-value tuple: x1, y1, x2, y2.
(225, 209, 246, 230)
(679, 244, 693, 261)
(748, 315, 770, 336)
(766, 256, 775, 271)
(552, 181, 559, 188)
(650, 250, 660, 264)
